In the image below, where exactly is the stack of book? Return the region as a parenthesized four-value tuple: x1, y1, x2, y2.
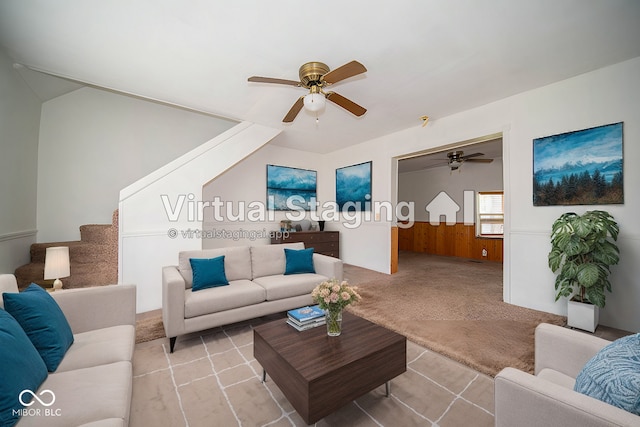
(286, 305, 326, 331)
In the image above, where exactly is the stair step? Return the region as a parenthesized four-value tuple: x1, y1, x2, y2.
(15, 209, 119, 290)
(80, 224, 115, 243)
(30, 241, 114, 264)
(14, 261, 117, 290)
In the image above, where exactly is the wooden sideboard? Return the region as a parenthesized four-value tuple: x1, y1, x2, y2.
(271, 231, 340, 258)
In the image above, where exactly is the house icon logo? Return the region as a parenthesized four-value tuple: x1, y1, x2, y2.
(425, 190, 476, 226)
(425, 191, 460, 226)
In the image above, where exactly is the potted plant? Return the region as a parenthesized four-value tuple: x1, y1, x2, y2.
(548, 210, 620, 332)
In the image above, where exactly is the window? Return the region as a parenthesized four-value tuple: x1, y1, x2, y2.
(476, 191, 504, 238)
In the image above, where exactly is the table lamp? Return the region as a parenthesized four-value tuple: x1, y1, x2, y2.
(44, 246, 70, 291)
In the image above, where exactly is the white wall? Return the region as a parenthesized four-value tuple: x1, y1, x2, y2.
(328, 57, 640, 332)
(0, 48, 40, 273)
(399, 158, 503, 223)
(201, 142, 397, 274)
(323, 148, 398, 273)
(119, 122, 281, 312)
(37, 87, 237, 242)
(204, 142, 398, 273)
(201, 144, 330, 248)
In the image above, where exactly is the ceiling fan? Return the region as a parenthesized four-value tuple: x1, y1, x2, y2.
(248, 60, 367, 122)
(445, 151, 494, 170)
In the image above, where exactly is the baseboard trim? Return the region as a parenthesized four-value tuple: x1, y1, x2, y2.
(0, 229, 37, 243)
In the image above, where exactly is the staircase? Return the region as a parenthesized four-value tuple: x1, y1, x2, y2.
(14, 210, 119, 290)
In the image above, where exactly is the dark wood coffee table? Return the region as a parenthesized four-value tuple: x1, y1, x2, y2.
(253, 311, 406, 424)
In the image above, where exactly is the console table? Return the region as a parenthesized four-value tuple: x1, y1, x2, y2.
(271, 231, 339, 258)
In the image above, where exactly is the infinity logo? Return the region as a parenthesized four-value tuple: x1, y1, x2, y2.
(18, 389, 56, 407)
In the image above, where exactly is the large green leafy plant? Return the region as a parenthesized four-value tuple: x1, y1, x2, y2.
(548, 210, 619, 308)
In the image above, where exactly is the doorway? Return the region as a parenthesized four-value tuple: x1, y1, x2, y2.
(392, 134, 505, 272)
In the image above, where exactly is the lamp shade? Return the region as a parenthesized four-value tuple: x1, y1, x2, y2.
(303, 93, 326, 112)
(44, 246, 70, 280)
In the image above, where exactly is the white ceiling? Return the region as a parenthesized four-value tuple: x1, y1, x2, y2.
(398, 138, 503, 173)
(1, 1, 639, 154)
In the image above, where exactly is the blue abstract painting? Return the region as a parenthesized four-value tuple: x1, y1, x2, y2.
(267, 165, 317, 210)
(336, 161, 372, 212)
(533, 122, 623, 206)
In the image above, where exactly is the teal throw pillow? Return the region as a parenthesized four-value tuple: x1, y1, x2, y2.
(574, 333, 640, 415)
(190, 256, 229, 291)
(0, 309, 49, 427)
(284, 248, 315, 275)
(3, 283, 74, 372)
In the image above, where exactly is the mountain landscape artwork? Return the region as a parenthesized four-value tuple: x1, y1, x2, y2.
(533, 122, 623, 206)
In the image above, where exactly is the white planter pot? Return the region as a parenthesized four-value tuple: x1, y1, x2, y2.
(567, 300, 599, 333)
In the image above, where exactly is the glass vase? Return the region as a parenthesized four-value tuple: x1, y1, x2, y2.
(325, 307, 343, 336)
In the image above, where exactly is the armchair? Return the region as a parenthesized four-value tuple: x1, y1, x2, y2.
(495, 323, 640, 427)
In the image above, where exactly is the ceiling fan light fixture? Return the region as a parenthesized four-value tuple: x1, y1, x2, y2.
(248, 60, 366, 122)
(303, 92, 326, 112)
(449, 160, 462, 170)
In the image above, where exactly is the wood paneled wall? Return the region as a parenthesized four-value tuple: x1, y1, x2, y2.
(390, 226, 398, 273)
(398, 221, 503, 262)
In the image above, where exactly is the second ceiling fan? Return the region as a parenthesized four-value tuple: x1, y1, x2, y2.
(445, 151, 494, 170)
(248, 60, 367, 122)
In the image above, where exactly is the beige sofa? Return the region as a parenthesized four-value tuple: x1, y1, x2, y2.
(162, 242, 343, 352)
(495, 323, 640, 427)
(0, 274, 136, 427)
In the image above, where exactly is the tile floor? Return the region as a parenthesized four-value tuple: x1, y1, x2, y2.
(131, 320, 495, 427)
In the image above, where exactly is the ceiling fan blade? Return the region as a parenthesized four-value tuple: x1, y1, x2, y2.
(466, 158, 494, 163)
(460, 152, 484, 160)
(326, 92, 366, 117)
(248, 76, 301, 87)
(283, 96, 304, 122)
(323, 60, 367, 85)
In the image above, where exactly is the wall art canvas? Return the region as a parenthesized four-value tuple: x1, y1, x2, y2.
(336, 161, 372, 212)
(533, 122, 623, 206)
(267, 165, 317, 210)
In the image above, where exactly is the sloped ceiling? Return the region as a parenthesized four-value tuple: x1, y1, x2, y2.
(11, 63, 83, 101)
(1, 1, 639, 154)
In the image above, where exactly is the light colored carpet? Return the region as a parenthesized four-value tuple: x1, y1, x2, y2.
(131, 317, 495, 427)
(346, 252, 566, 377)
(136, 313, 166, 344)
